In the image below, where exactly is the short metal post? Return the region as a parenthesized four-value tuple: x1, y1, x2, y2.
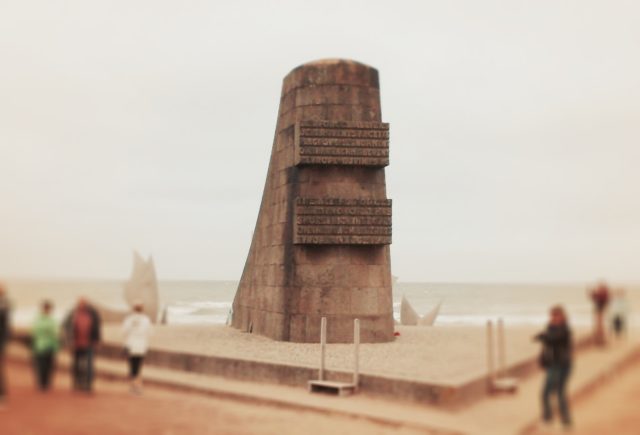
(320, 317, 327, 381)
(486, 320, 495, 388)
(497, 318, 506, 378)
(353, 319, 360, 387)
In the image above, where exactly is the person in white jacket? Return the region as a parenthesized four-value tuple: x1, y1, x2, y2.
(122, 302, 152, 394)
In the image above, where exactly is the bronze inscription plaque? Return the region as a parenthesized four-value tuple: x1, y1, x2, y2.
(294, 197, 392, 245)
(294, 121, 389, 167)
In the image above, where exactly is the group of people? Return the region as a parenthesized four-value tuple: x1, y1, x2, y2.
(31, 297, 103, 393)
(0, 285, 152, 407)
(533, 281, 630, 430)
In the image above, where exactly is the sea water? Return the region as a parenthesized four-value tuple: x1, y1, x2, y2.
(7, 279, 639, 328)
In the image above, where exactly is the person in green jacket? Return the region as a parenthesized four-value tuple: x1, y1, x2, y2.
(32, 300, 59, 391)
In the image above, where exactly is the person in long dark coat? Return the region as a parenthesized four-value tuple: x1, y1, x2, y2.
(0, 283, 10, 405)
(535, 305, 573, 429)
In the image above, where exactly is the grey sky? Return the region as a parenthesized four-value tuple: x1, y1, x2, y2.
(1, 1, 638, 282)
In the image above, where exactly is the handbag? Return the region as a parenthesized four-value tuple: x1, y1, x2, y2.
(539, 344, 554, 368)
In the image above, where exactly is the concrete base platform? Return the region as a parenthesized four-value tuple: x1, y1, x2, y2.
(9, 324, 593, 408)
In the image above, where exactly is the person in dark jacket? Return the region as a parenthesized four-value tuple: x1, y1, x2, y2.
(63, 297, 101, 392)
(589, 281, 610, 345)
(0, 283, 10, 405)
(535, 305, 573, 429)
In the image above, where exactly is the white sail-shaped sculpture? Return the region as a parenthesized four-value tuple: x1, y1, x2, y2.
(123, 251, 159, 322)
(400, 295, 442, 326)
(418, 301, 442, 326)
(92, 251, 160, 324)
(400, 295, 420, 326)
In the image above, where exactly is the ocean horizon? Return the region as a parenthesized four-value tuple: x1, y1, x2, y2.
(7, 278, 639, 330)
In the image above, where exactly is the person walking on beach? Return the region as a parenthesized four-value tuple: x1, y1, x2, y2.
(535, 305, 573, 429)
(122, 302, 152, 394)
(0, 283, 11, 407)
(64, 298, 101, 392)
(31, 300, 59, 391)
(610, 289, 629, 339)
(589, 282, 610, 346)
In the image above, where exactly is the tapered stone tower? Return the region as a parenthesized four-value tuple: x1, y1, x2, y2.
(231, 59, 394, 343)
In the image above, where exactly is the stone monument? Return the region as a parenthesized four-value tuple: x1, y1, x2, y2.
(231, 59, 394, 343)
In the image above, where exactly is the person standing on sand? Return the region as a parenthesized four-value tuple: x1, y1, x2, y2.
(64, 298, 101, 392)
(122, 302, 152, 394)
(535, 305, 573, 429)
(589, 281, 610, 345)
(0, 283, 11, 406)
(31, 300, 59, 391)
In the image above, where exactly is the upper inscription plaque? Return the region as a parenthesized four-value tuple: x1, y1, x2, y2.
(294, 197, 392, 245)
(294, 120, 389, 167)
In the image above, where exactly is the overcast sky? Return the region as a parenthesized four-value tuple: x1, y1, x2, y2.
(1, 1, 638, 282)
